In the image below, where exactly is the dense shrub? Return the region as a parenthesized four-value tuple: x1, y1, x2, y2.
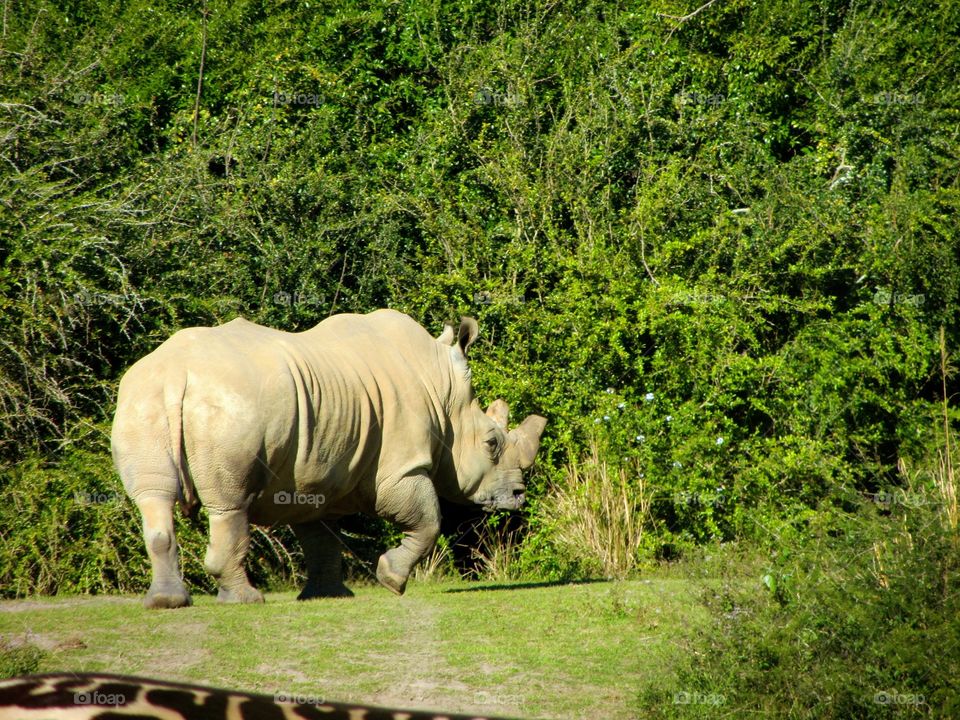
(0, 435, 303, 598)
(639, 491, 960, 718)
(1, 0, 958, 592)
(0, 435, 399, 597)
(0, 639, 45, 678)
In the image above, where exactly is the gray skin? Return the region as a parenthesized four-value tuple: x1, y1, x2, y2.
(111, 309, 546, 608)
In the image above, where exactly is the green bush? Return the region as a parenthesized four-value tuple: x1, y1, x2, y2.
(0, 639, 45, 679)
(640, 497, 960, 718)
(0, 433, 309, 598)
(1, 0, 958, 590)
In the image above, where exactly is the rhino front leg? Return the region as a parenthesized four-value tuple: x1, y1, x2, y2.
(375, 472, 441, 596)
(138, 494, 191, 609)
(292, 519, 354, 599)
(204, 508, 264, 604)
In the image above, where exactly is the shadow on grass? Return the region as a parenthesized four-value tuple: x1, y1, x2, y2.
(442, 578, 611, 593)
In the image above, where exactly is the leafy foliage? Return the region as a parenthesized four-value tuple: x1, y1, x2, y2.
(1, 0, 958, 592)
(0, 435, 309, 598)
(640, 497, 960, 718)
(0, 638, 45, 679)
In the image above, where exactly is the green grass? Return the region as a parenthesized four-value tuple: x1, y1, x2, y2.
(0, 573, 722, 719)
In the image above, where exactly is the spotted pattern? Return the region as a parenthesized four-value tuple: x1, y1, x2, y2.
(0, 673, 515, 720)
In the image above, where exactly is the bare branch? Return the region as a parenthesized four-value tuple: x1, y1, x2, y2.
(191, 0, 209, 149)
(657, 0, 721, 24)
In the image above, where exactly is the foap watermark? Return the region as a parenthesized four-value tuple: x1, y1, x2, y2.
(673, 691, 725, 706)
(74, 290, 128, 307)
(874, 691, 925, 706)
(74, 690, 126, 707)
(870, 91, 924, 106)
(872, 289, 924, 307)
(869, 490, 936, 509)
(473, 291, 525, 306)
(474, 691, 523, 707)
(665, 291, 763, 308)
(473, 87, 524, 108)
(676, 91, 725, 108)
(72, 91, 125, 106)
(273, 491, 325, 508)
(274, 691, 326, 706)
(272, 91, 324, 107)
(673, 490, 726, 509)
(75, 490, 120, 506)
(273, 290, 322, 307)
(665, 292, 726, 308)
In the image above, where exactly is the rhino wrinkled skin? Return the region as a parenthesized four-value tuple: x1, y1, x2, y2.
(111, 309, 546, 608)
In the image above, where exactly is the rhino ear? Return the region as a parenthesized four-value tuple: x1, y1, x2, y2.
(485, 399, 509, 428)
(436, 323, 455, 345)
(456, 317, 479, 358)
(510, 414, 547, 469)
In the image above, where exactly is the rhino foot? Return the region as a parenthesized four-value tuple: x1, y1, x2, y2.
(217, 585, 265, 604)
(144, 582, 192, 610)
(376, 554, 408, 596)
(297, 583, 354, 600)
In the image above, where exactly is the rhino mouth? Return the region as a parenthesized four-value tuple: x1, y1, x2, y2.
(479, 486, 526, 512)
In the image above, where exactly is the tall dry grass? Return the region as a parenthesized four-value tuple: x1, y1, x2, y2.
(414, 535, 455, 582)
(936, 327, 957, 534)
(541, 441, 652, 578)
(466, 523, 523, 582)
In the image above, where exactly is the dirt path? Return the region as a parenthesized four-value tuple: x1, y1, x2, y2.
(1, 580, 695, 719)
(0, 597, 139, 613)
(366, 597, 470, 708)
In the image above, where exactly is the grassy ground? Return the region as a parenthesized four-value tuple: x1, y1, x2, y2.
(0, 571, 728, 719)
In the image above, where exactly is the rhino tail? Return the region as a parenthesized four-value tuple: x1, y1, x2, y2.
(164, 374, 199, 518)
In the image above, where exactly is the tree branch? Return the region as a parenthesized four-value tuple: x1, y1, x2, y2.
(191, 0, 208, 149)
(657, 0, 721, 24)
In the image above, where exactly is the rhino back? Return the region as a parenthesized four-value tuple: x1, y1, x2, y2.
(175, 318, 387, 521)
(290, 310, 458, 494)
(116, 312, 460, 524)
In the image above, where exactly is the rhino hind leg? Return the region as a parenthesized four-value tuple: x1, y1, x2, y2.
(292, 520, 354, 599)
(204, 509, 264, 604)
(376, 473, 441, 596)
(138, 494, 192, 609)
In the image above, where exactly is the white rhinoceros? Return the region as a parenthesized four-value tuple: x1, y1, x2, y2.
(112, 309, 546, 608)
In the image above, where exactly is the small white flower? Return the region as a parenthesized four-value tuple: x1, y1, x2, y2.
(594, 418, 602, 424)
(617, 402, 626, 409)
(716, 437, 724, 446)
(665, 415, 673, 422)
(603, 415, 611, 422)
(644, 392, 655, 401)
(605, 387, 615, 394)
(636, 434, 645, 443)
(672, 461, 682, 469)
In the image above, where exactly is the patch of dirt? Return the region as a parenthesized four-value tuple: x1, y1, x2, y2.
(2, 599, 212, 681)
(254, 664, 315, 688)
(361, 598, 523, 718)
(0, 597, 139, 613)
(2, 631, 87, 652)
(0, 594, 530, 717)
(136, 620, 212, 678)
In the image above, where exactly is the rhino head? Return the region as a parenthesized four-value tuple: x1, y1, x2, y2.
(436, 318, 547, 511)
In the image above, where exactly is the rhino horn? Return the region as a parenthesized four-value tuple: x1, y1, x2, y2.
(485, 399, 510, 428)
(510, 414, 547, 469)
(436, 323, 456, 345)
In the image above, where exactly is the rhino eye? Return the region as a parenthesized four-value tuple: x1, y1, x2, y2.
(485, 437, 500, 454)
